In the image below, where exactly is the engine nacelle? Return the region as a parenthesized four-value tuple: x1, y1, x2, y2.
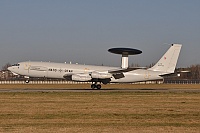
(91, 72, 112, 79)
(71, 74, 92, 81)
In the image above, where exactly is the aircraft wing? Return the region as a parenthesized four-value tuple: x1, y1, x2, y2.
(63, 67, 147, 81)
(107, 67, 146, 79)
(108, 67, 146, 74)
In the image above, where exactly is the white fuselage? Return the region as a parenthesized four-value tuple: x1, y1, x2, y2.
(8, 44, 182, 89)
(9, 61, 164, 83)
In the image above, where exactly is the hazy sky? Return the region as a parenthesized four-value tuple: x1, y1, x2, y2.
(0, 0, 200, 68)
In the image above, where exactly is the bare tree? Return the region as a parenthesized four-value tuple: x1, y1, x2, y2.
(2, 63, 11, 71)
(190, 64, 200, 79)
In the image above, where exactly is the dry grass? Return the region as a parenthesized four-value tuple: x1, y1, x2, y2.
(0, 91, 199, 133)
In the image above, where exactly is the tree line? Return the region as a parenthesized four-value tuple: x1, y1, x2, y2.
(177, 65, 200, 79)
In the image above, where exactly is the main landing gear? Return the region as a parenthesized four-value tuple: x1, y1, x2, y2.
(91, 83, 101, 89)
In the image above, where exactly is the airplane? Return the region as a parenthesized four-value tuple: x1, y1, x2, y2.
(8, 44, 182, 89)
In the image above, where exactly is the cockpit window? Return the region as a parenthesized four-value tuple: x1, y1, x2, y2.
(12, 64, 20, 66)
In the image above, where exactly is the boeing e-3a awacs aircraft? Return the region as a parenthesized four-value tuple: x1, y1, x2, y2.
(8, 44, 182, 89)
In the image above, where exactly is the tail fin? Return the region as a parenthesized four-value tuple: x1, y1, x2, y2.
(148, 44, 182, 74)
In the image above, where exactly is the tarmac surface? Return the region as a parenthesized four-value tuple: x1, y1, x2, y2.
(0, 88, 200, 93)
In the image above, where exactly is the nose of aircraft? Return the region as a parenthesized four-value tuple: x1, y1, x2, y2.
(7, 66, 12, 71)
(7, 65, 20, 75)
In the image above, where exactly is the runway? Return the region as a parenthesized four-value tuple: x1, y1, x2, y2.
(0, 88, 200, 93)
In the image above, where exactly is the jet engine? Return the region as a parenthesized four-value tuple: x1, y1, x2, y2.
(71, 74, 92, 81)
(91, 72, 112, 79)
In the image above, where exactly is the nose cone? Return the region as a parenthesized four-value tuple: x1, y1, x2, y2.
(7, 66, 12, 71)
(7, 66, 19, 75)
(7, 66, 15, 73)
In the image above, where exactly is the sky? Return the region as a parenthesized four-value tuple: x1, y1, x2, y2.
(0, 0, 200, 68)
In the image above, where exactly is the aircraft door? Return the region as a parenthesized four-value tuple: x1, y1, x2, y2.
(144, 71, 151, 79)
(24, 63, 31, 74)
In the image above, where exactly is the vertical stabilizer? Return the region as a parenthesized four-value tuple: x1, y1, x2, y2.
(148, 44, 182, 74)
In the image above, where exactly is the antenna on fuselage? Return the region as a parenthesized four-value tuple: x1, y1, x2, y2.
(108, 48, 142, 68)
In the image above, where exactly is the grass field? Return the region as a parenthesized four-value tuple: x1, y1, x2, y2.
(0, 84, 199, 133)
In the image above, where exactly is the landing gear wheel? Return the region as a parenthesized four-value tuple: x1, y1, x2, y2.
(96, 84, 101, 90)
(91, 83, 101, 89)
(91, 84, 96, 89)
(25, 79, 30, 84)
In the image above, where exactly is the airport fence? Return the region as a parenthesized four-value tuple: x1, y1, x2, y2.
(164, 79, 200, 84)
(0, 80, 163, 84)
(0, 80, 88, 84)
(0, 80, 199, 84)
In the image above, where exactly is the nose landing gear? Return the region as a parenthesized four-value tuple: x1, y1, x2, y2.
(25, 79, 30, 83)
